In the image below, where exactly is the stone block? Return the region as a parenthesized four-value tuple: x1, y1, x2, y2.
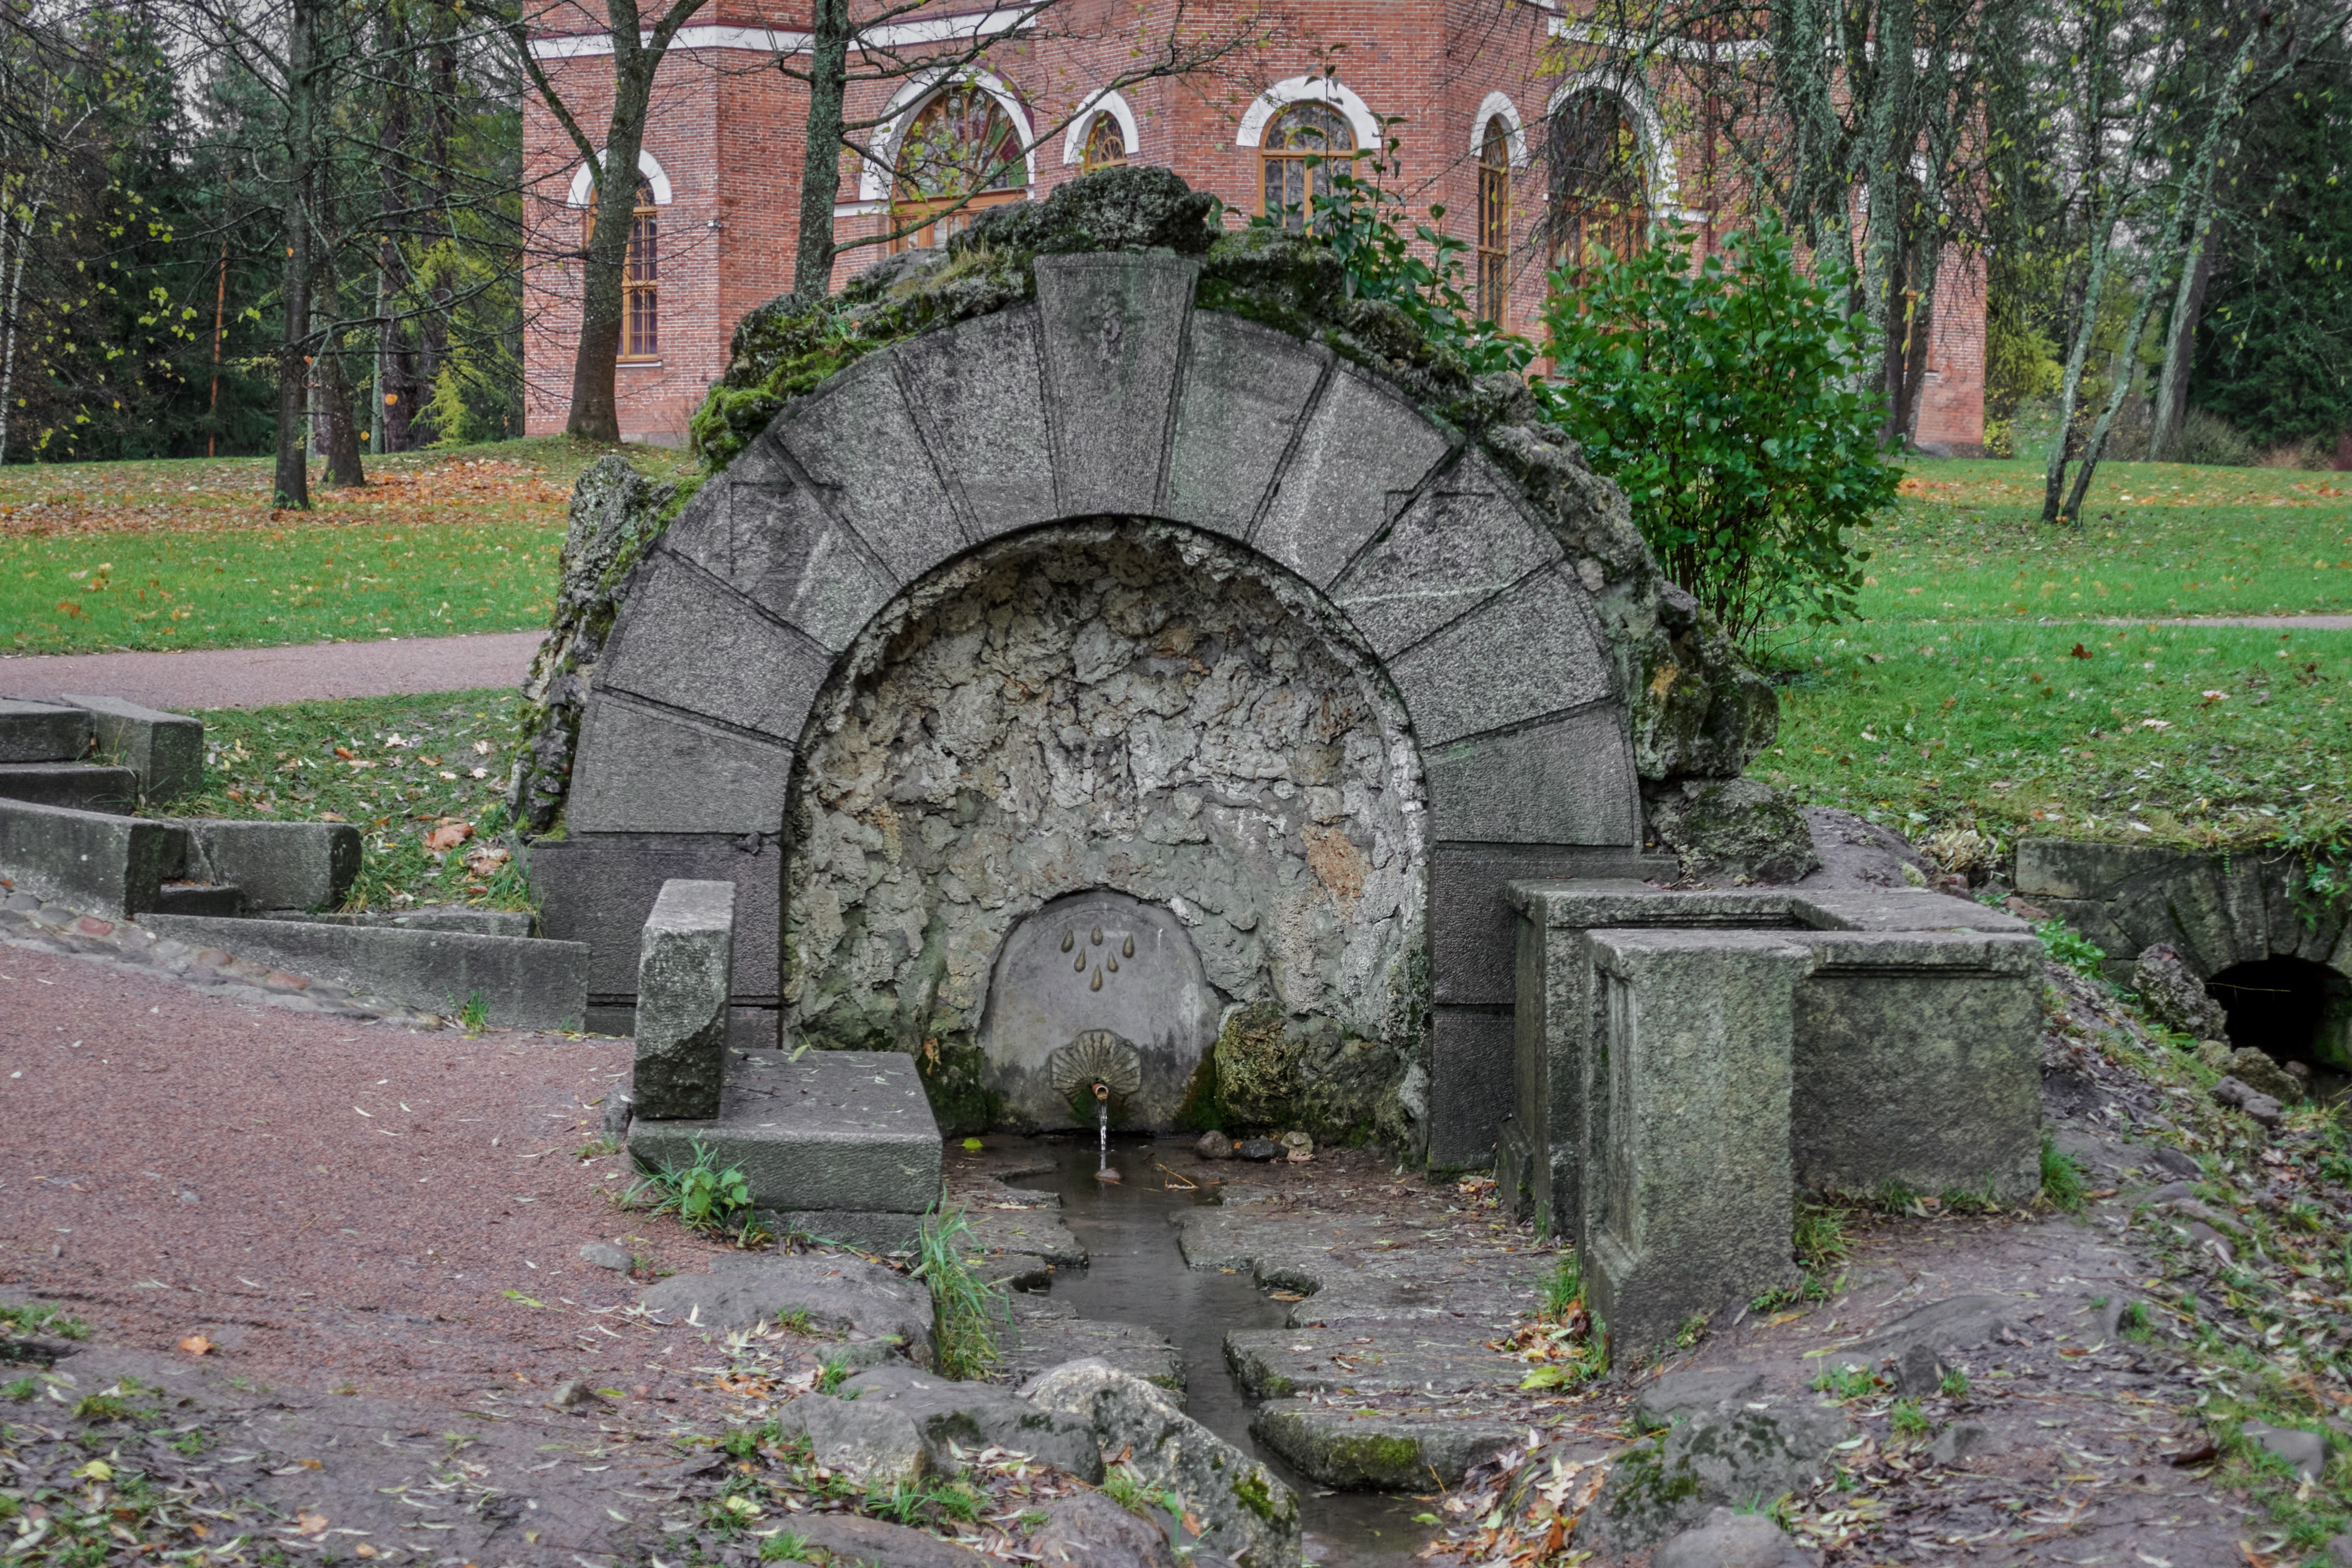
(1033, 253, 1197, 517)
(662, 451, 902, 653)
(1430, 848, 1668, 1007)
(595, 552, 833, 742)
(566, 693, 791, 836)
(632, 879, 736, 1121)
(0, 763, 138, 813)
(1252, 363, 1453, 589)
(58, 694, 203, 802)
(2012, 838, 2197, 900)
(184, 820, 361, 911)
(628, 1047, 942, 1214)
(152, 883, 244, 915)
(1792, 888, 2029, 933)
(894, 307, 1057, 536)
(135, 914, 589, 1029)
(1327, 451, 1563, 656)
(1791, 931, 2042, 1202)
(772, 350, 968, 582)
(1165, 312, 1326, 539)
(975, 889, 1219, 1130)
(1422, 703, 1640, 846)
(0, 796, 185, 915)
(1579, 928, 1811, 1355)
(1387, 566, 1613, 746)
(763, 1209, 926, 1253)
(528, 831, 781, 1003)
(0, 699, 90, 763)
(1428, 1007, 1514, 1170)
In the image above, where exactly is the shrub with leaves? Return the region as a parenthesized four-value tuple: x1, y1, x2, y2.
(1538, 217, 1898, 645)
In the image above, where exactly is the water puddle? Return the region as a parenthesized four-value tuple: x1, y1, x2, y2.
(1025, 1135, 1438, 1566)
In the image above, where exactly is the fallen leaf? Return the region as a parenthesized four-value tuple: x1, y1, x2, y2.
(178, 1334, 214, 1355)
(293, 1512, 328, 1536)
(423, 822, 474, 853)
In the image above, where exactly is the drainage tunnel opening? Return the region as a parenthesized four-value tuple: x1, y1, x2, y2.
(2207, 958, 2352, 1073)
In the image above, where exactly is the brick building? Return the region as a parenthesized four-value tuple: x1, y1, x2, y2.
(520, 0, 1986, 452)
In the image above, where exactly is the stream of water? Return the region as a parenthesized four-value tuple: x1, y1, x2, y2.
(1028, 1136, 1438, 1566)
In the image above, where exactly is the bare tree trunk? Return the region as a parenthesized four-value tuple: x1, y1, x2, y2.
(2062, 267, 2167, 520)
(0, 203, 33, 467)
(2042, 221, 2115, 523)
(1859, 0, 1916, 432)
(2150, 243, 2211, 462)
(790, 0, 850, 301)
(316, 252, 366, 486)
(274, 0, 323, 509)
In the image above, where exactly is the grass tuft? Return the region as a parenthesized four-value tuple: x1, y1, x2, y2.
(917, 1205, 1006, 1382)
(2040, 1133, 2087, 1213)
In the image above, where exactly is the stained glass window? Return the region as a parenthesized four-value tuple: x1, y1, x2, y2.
(892, 85, 1028, 251)
(1260, 101, 1354, 232)
(1081, 112, 1127, 171)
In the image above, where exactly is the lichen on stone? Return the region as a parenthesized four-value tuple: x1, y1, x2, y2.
(508, 455, 678, 839)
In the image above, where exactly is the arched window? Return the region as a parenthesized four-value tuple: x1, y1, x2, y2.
(1081, 112, 1127, 172)
(586, 178, 660, 360)
(1260, 101, 1354, 231)
(1477, 119, 1510, 322)
(1548, 92, 1647, 289)
(891, 85, 1028, 251)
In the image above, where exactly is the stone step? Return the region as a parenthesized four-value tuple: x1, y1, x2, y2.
(153, 882, 246, 916)
(0, 700, 92, 764)
(0, 763, 138, 813)
(1223, 1324, 1527, 1400)
(1251, 1399, 1524, 1488)
(1001, 1301, 1184, 1392)
(629, 1048, 943, 1219)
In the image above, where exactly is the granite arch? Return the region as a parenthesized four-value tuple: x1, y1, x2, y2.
(557, 251, 1647, 1162)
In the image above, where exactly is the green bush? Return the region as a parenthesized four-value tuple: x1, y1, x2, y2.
(1538, 217, 1898, 645)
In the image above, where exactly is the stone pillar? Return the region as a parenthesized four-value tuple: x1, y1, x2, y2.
(632, 878, 737, 1120)
(1579, 928, 1812, 1356)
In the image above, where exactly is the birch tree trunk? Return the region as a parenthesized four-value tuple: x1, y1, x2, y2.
(274, 0, 324, 509)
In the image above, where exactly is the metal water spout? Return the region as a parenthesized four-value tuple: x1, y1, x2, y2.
(1093, 1081, 1120, 1182)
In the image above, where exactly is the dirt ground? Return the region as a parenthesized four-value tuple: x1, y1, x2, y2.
(0, 929, 2313, 1568)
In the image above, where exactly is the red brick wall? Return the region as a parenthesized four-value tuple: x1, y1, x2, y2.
(522, 0, 1985, 452)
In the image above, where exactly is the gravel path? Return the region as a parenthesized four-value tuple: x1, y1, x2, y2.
(0, 937, 745, 1406)
(0, 630, 541, 709)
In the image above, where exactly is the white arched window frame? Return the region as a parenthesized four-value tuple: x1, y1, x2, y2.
(1234, 75, 1381, 152)
(1061, 88, 1140, 165)
(1470, 91, 1531, 169)
(1542, 71, 1680, 216)
(858, 68, 1038, 204)
(565, 146, 673, 208)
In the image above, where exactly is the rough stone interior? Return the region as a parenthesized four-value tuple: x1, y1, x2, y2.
(784, 525, 1427, 1130)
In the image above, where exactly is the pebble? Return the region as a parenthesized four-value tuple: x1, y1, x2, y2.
(1236, 1138, 1281, 1162)
(2243, 1421, 2328, 1480)
(1195, 1131, 1236, 1161)
(579, 1241, 633, 1271)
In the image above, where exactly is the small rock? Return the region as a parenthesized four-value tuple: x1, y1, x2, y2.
(786, 1511, 994, 1566)
(640, 1253, 934, 1362)
(1891, 1342, 1947, 1398)
(1929, 1422, 1990, 1465)
(600, 1085, 634, 1141)
(1026, 1357, 1299, 1568)
(73, 916, 113, 937)
(2227, 1046, 2303, 1103)
(1235, 1138, 1281, 1162)
(823, 1363, 1103, 1481)
(2166, 1196, 2235, 1231)
(1194, 1131, 1235, 1161)
(1581, 1402, 1853, 1553)
(1025, 1490, 1180, 1568)
(2145, 1181, 2196, 1203)
(1652, 1506, 1820, 1568)
(1631, 1367, 1764, 1431)
(1847, 1296, 2018, 1364)
(579, 1242, 633, 1271)
(2151, 1146, 2201, 1178)
(2210, 1076, 2283, 1128)
(2243, 1421, 2328, 1480)
(2326, 1531, 2352, 1568)
(2196, 1039, 2233, 1070)
(1280, 1130, 1314, 1162)
(2133, 944, 2231, 1040)
(2184, 1221, 2235, 1264)
(546, 1380, 604, 1409)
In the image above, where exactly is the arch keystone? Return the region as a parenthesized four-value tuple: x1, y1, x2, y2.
(1033, 253, 1197, 516)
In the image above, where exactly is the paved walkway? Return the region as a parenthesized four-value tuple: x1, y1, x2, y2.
(0, 631, 542, 709)
(2096, 614, 2352, 629)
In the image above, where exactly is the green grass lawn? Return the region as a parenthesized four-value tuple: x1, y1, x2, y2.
(0, 436, 693, 654)
(1767, 457, 2352, 854)
(175, 689, 527, 913)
